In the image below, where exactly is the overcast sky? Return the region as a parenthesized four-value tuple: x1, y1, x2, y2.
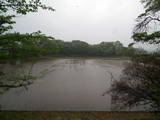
(13, 0, 144, 47)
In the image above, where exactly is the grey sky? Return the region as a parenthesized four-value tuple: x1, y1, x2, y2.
(13, 0, 144, 47)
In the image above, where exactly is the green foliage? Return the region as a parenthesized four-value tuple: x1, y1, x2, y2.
(0, 0, 54, 34)
(60, 40, 90, 56)
(0, 0, 55, 92)
(153, 49, 160, 57)
(98, 42, 116, 56)
(0, 32, 60, 59)
(110, 0, 160, 111)
(132, 32, 160, 44)
(59, 40, 140, 57)
(0, 33, 142, 59)
(141, 0, 160, 14)
(0, 15, 16, 34)
(133, 0, 160, 44)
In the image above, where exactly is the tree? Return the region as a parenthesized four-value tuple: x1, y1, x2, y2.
(70, 40, 90, 56)
(134, 0, 160, 31)
(0, 0, 54, 93)
(35, 34, 60, 55)
(133, 0, 160, 44)
(98, 42, 116, 56)
(114, 41, 124, 56)
(0, 0, 54, 34)
(59, 40, 89, 56)
(109, 57, 160, 110)
(109, 0, 160, 111)
(0, 32, 60, 59)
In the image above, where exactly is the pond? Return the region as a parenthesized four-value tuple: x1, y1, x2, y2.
(0, 58, 128, 111)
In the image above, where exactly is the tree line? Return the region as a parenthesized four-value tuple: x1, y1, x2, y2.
(1, 0, 160, 112)
(0, 32, 147, 59)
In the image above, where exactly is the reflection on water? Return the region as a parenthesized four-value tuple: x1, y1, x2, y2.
(0, 58, 125, 111)
(0, 61, 36, 94)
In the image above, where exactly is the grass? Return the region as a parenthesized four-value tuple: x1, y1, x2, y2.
(0, 112, 159, 120)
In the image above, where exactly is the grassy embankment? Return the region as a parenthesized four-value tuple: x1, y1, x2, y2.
(0, 112, 159, 120)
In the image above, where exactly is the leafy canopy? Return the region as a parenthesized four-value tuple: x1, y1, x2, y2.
(132, 0, 160, 44)
(109, 0, 160, 111)
(0, 0, 54, 34)
(0, 31, 60, 59)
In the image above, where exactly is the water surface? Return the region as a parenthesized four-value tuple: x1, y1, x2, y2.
(0, 58, 126, 111)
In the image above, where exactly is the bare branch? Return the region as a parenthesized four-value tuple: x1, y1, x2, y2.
(135, 16, 160, 32)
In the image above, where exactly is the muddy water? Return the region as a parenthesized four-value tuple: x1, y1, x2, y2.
(0, 58, 127, 111)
